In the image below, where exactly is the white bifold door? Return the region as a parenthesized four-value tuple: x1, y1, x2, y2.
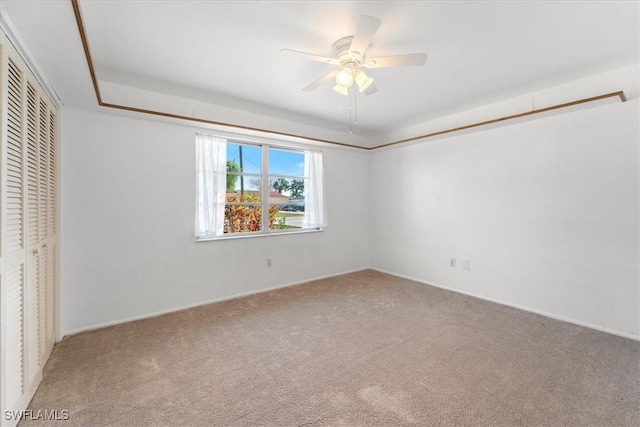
(0, 31, 58, 426)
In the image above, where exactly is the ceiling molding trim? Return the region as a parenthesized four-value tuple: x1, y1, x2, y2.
(370, 91, 627, 150)
(100, 102, 368, 150)
(70, 0, 626, 153)
(71, 0, 102, 104)
(70, 0, 366, 151)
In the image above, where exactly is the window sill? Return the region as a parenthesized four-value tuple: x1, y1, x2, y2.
(195, 228, 323, 242)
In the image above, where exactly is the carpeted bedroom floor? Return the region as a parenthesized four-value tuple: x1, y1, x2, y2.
(22, 270, 640, 426)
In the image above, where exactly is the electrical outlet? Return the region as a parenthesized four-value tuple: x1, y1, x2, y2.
(463, 260, 471, 271)
(266, 258, 272, 267)
(450, 258, 456, 267)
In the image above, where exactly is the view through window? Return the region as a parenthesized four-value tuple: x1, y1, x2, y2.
(196, 135, 324, 239)
(225, 143, 307, 234)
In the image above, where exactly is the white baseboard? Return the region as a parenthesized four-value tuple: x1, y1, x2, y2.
(61, 267, 369, 338)
(370, 267, 640, 342)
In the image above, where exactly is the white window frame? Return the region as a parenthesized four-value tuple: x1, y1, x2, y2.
(196, 134, 325, 241)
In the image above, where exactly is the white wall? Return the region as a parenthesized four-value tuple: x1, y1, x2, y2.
(60, 108, 370, 335)
(370, 98, 640, 338)
(60, 76, 640, 339)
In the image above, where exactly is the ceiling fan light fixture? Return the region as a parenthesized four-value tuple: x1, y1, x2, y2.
(284, 14, 427, 98)
(333, 84, 349, 96)
(355, 70, 373, 92)
(335, 67, 354, 88)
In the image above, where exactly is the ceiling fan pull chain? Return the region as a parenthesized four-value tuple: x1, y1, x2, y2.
(354, 88, 358, 128)
(349, 86, 353, 134)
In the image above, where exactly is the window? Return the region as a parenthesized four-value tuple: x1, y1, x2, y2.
(195, 134, 325, 240)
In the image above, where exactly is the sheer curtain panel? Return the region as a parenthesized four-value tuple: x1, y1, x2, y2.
(303, 150, 326, 229)
(195, 135, 227, 238)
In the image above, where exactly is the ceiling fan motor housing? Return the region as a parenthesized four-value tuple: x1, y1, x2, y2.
(333, 36, 363, 66)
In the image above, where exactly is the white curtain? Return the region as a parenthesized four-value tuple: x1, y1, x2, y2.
(303, 150, 326, 229)
(195, 134, 227, 238)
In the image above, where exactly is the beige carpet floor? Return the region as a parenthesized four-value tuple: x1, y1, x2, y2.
(22, 270, 640, 426)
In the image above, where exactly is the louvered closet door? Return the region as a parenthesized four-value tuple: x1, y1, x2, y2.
(46, 109, 56, 349)
(25, 80, 41, 385)
(2, 53, 27, 415)
(36, 97, 49, 365)
(1, 34, 58, 422)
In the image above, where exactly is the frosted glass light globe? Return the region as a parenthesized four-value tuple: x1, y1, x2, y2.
(355, 70, 373, 92)
(335, 67, 354, 87)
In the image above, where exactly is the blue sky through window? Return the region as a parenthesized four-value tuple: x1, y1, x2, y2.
(226, 143, 304, 177)
(269, 148, 304, 177)
(226, 143, 261, 174)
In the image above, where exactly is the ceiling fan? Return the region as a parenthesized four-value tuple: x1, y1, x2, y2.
(281, 15, 427, 96)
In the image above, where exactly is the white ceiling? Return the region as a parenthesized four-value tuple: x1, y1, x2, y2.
(2, 0, 639, 145)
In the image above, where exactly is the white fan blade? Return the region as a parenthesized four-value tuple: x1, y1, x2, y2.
(363, 53, 428, 69)
(349, 15, 381, 57)
(363, 82, 378, 96)
(302, 69, 339, 92)
(280, 49, 340, 65)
